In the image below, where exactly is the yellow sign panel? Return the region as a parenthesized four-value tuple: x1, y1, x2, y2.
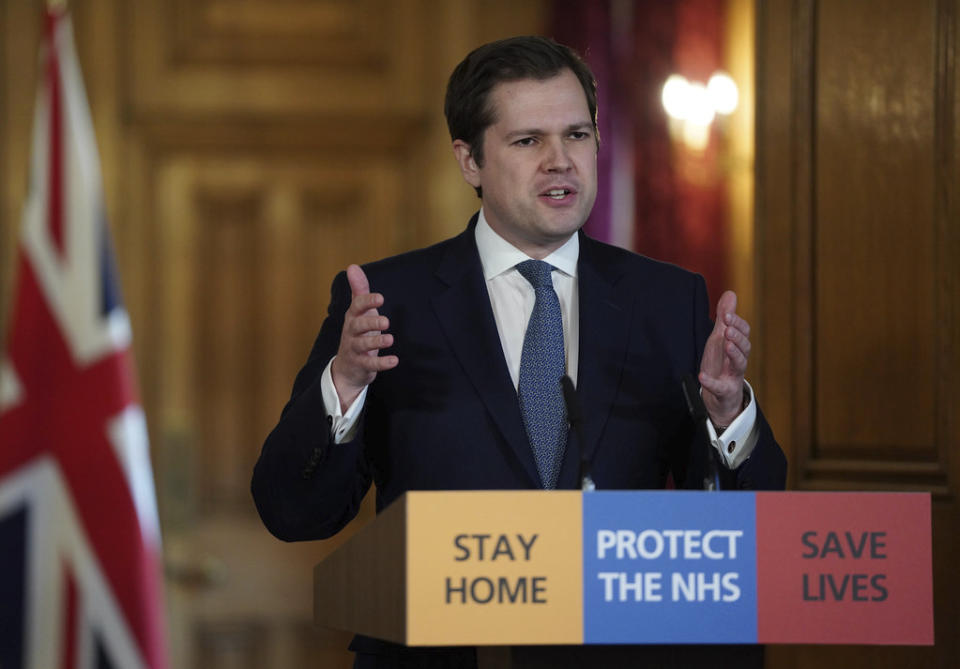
(406, 491, 583, 645)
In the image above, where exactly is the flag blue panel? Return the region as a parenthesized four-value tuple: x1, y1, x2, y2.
(0, 506, 28, 669)
(98, 211, 123, 314)
(95, 633, 117, 669)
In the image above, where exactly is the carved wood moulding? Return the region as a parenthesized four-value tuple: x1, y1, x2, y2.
(170, 0, 389, 68)
(125, 0, 428, 116)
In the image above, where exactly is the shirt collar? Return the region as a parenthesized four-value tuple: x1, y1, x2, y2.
(475, 208, 580, 280)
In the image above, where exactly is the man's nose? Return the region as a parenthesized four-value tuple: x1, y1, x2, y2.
(542, 138, 572, 172)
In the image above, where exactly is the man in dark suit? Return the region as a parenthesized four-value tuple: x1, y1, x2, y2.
(252, 36, 786, 668)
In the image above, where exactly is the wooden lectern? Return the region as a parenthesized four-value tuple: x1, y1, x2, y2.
(314, 490, 933, 666)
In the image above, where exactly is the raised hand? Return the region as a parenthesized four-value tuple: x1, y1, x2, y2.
(330, 264, 398, 412)
(698, 291, 751, 427)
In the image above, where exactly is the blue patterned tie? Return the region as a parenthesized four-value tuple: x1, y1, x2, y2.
(516, 260, 567, 489)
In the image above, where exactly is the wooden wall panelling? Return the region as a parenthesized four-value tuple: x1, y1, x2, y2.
(757, 0, 959, 666)
(758, 0, 953, 495)
(755, 0, 801, 475)
(193, 182, 267, 512)
(128, 0, 427, 117)
(148, 141, 409, 667)
(170, 0, 390, 67)
(1, 1, 550, 666)
(194, 620, 268, 669)
(813, 0, 942, 484)
(0, 2, 43, 340)
(125, 0, 550, 661)
(790, 0, 817, 491)
(125, 0, 434, 663)
(724, 0, 757, 338)
(150, 152, 406, 514)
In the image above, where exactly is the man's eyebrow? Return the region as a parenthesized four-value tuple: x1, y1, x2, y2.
(503, 122, 593, 140)
(504, 128, 545, 140)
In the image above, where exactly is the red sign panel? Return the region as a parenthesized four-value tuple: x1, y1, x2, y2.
(756, 492, 933, 645)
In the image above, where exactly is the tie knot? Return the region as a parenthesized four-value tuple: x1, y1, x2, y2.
(516, 259, 555, 290)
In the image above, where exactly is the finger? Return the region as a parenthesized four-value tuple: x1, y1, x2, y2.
(698, 371, 731, 396)
(349, 332, 394, 355)
(370, 355, 399, 371)
(715, 290, 738, 325)
(348, 292, 385, 315)
(724, 325, 752, 358)
(723, 312, 750, 338)
(724, 340, 749, 373)
(346, 314, 389, 336)
(346, 264, 370, 298)
(352, 350, 399, 372)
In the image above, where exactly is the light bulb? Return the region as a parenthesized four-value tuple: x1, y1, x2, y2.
(662, 75, 692, 120)
(708, 72, 739, 115)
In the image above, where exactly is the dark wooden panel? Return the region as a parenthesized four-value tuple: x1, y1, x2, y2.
(814, 0, 938, 454)
(760, 0, 951, 491)
(756, 0, 959, 666)
(754, 0, 797, 472)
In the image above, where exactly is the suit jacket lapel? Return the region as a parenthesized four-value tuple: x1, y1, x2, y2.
(431, 222, 543, 487)
(575, 236, 633, 469)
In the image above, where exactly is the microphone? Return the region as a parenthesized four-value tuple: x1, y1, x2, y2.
(561, 375, 595, 490)
(681, 374, 721, 491)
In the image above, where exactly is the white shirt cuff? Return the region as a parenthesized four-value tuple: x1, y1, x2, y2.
(704, 380, 758, 469)
(320, 357, 367, 444)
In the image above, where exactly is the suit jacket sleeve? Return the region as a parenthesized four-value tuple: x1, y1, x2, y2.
(251, 271, 372, 541)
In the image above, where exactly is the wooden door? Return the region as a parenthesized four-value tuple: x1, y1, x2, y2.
(755, 1, 959, 667)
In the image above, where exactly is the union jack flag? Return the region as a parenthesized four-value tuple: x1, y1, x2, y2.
(0, 7, 168, 669)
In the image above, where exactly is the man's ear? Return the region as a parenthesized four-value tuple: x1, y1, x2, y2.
(452, 140, 481, 189)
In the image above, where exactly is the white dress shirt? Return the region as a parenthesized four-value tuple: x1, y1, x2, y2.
(319, 209, 757, 468)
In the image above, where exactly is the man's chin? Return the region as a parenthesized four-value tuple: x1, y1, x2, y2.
(539, 212, 589, 238)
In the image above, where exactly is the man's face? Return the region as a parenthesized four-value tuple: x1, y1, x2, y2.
(454, 69, 598, 259)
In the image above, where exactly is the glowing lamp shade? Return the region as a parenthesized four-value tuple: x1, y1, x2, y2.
(661, 74, 692, 120)
(707, 72, 739, 115)
(685, 83, 715, 126)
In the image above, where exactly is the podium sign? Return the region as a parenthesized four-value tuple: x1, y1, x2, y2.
(583, 491, 758, 643)
(314, 491, 933, 646)
(407, 491, 582, 645)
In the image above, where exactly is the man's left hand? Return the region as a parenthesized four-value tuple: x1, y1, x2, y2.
(699, 290, 751, 427)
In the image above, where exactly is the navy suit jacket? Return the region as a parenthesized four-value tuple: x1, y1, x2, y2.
(252, 217, 786, 543)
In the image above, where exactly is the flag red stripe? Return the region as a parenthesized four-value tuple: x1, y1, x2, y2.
(0, 254, 62, 472)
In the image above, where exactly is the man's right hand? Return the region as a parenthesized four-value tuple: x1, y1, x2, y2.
(330, 264, 398, 412)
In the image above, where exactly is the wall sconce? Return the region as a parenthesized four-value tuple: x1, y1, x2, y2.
(661, 72, 739, 151)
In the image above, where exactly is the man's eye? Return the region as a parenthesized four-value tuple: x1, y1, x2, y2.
(569, 131, 589, 140)
(514, 137, 536, 146)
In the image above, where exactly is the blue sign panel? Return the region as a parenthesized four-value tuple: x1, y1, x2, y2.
(582, 491, 757, 643)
